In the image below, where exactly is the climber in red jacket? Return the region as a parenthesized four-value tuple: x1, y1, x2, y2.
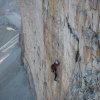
(51, 60, 60, 81)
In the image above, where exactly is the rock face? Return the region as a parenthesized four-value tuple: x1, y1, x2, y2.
(20, 0, 100, 100)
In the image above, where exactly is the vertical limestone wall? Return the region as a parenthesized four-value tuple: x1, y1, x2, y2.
(20, 0, 100, 100)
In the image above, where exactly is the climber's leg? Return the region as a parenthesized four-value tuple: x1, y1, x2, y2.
(54, 69, 57, 81)
(51, 67, 53, 72)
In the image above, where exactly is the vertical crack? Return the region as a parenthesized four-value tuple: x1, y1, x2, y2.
(75, 50, 79, 62)
(66, 17, 79, 43)
(66, 16, 80, 62)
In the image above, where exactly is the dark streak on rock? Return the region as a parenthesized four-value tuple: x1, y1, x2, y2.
(75, 50, 79, 62)
(66, 17, 73, 34)
(66, 16, 80, 62)
(37, 46, 40, 57)
(66, 17, 79, 43)
(58, 42, 59, 47)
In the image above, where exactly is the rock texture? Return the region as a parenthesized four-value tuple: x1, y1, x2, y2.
(20, 0, 100, 100)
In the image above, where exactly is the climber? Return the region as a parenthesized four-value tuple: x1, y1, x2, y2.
(51, 60, 60, 81)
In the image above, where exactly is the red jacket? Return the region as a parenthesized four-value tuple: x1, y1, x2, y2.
(51, 63, 60, 69)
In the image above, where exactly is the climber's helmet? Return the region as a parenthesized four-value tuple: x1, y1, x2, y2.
(55, 60, 59, 64)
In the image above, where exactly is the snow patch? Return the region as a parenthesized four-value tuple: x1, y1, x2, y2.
(6, 27, 15, 31)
